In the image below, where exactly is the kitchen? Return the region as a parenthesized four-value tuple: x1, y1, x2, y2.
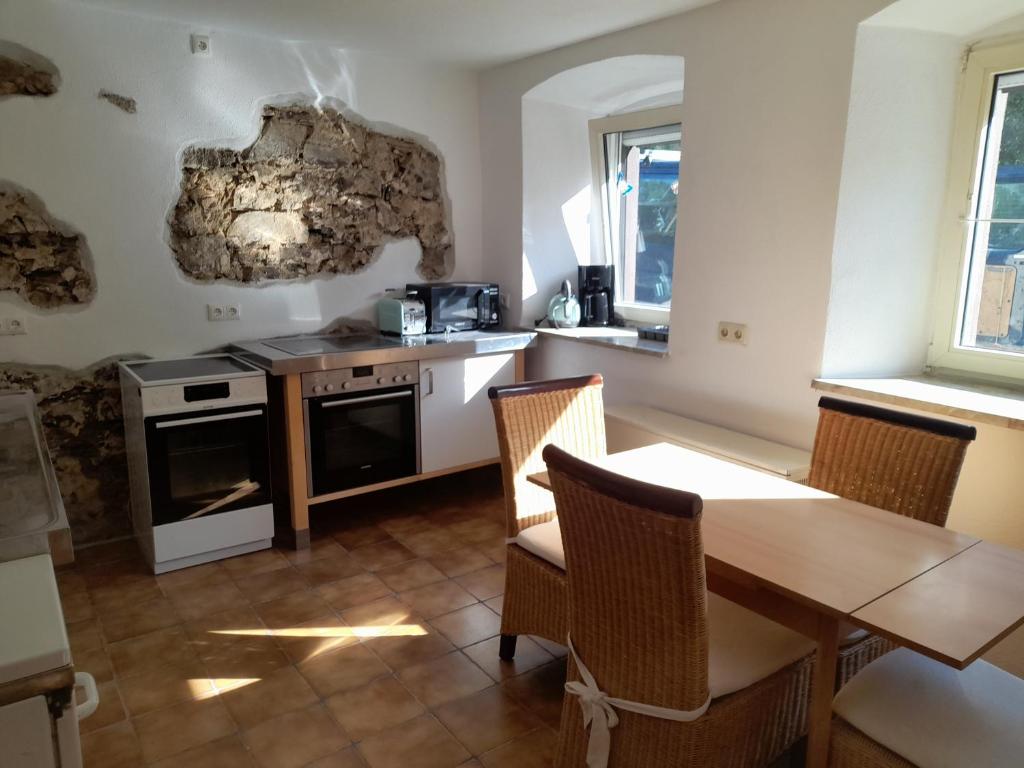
(4, 0, 1024, 767)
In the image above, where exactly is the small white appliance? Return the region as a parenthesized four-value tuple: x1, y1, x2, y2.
(0, 554, 98, 768)
(118, 354, 274, 573)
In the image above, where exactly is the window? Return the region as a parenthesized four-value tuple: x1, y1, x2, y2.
(932, 40, 1024, 377)
(590, 106, 681, 320)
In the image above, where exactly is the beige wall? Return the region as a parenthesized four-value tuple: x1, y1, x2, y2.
(949, 423, 1024, 550)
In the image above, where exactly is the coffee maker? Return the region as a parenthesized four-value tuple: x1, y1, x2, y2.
(578, 265, 615, 326)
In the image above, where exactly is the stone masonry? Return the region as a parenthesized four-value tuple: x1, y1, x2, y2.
(0, 53, 57, 96)
(169, 104, 453, 282)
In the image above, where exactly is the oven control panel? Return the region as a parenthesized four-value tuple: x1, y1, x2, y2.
(302, 362, 419, 398)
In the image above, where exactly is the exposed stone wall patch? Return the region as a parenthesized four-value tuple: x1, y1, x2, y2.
(0, 186, 95, 308)
(0, 42, 58, 97)
(169, 104, 453, 283)
(98, 90, 137, 113)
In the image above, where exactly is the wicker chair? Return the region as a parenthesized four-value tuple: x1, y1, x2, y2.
(488, 374, 607, 659)
(544, 444, 816, 768)
(829, 648, 1024, 767)
(809, 396, 977, 686)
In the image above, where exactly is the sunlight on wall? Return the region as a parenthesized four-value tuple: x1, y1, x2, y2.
(561, 185, 593, 265)
(463, 353, 511, 404)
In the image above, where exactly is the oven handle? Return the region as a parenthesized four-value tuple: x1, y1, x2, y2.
(154, 409, 264, 429)
(320, 391, 413, 408)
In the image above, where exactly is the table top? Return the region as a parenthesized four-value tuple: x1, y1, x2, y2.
(528, 443, 980, 618)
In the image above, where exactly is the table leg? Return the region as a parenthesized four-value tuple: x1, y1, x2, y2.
(806, 614, 840, 768)
(283, 373, 311, 550)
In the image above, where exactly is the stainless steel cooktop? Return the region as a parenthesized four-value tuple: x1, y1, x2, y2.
(125, 354, 261, 384)
(262, 335, 404, 356)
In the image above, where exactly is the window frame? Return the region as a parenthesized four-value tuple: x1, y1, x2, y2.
(930, 38, 1024, 378)
(588, 105, 682, 325)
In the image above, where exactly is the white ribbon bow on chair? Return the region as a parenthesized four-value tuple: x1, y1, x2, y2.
(565, 637, 712, 768)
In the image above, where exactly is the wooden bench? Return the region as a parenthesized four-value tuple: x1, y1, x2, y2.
(605, 404, 811, 482)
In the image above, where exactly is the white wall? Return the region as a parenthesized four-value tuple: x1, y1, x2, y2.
(482, 0, 891, 449)
(0, 0, 482, 369)
(821, 25, 963, 378)
(521, 98, 597, 325)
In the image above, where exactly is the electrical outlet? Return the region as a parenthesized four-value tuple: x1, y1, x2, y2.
(207, 303, 240, 321)
(190, 34, 211, 56)
(717, 321, 747, 345)
(0, 316, 27, 335)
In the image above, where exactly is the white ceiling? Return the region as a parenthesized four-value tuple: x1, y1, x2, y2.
(73, 0, 718, 68)
(867, 0, 1024, 37)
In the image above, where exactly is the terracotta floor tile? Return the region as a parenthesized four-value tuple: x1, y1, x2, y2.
(61, 589, 95, 623)
(273, 612, 360, 664)
(445, 519, 505, 546)
(133, 696, 236, 764)
(397, 651, 492, 708)
(107, 626, 198, 677)
(349, 540, 417, 572)
(165, 578, 248, 622)
(377, 514, 434, 536)
(221, 548, 291, 578)
(57, 568, 88, 596)
(484, 597, 504, 616)
(242, 704, 350, 768)
(78, 680, 127, 733)
(80, 556, 153, 591)
(530, 636, 568, 659)
(376, 559, 447, 592)
(395, 527, 462, 558)
(67, 617, 105, 654)
(324, 675, 425, 741)
(295, 553, 365, 586)
(99, 596, 180, 642)
(333, 525, 393, 550)
(430, 604, 501, 648)
(81, 720, 144, 768)
(149, 735, 257, 768)
(500, 661, 568, 729)
(281, 537, 347, 566)
(74, 644, 114, 683)
(339, 596, 414, 628)
(428, 547, 494, 579)
(398, 581, 477, 619)
(454, 565, 506, 601)
(255, 589, 333, 629)
(186, 606, 290, 682)
(458, 761, 484, 767)
(76, 539, 140, 567)
(90, 577, 162, 615)
(434, 686, 541, 756)
(463, 636, 552, 682)
(475, 542, 507, 565)
(118, 660, 215, 716)
(235, 566, 308, 604)
(317, 572, 393, 612)
(220, 664, 319, 728)
(479, 728, 557, 768)
(307, 747, 368, 768)
(356, 714, 470, 768)
(156, 561, 231, 590)
(297, 641, 391, 697)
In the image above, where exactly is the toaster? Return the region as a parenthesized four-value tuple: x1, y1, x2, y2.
(377, 297, 427, 336)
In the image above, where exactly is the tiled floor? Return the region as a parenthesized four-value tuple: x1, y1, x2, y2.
(60, 467, 565, 768)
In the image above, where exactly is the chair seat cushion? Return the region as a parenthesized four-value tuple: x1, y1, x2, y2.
(514, 519, 565, 570)
(514, 520, 814, 699)
(833, 647, 1024, 768)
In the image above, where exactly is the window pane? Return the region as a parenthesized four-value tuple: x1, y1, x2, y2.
(602, 124, 680, 307)
(960, 71, 1024, 352)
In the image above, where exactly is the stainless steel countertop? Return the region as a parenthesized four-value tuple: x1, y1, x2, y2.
(232, 329, 538, 375)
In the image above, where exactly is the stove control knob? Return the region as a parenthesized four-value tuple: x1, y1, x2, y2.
(393, 375, 402, 383)
(403, 374, 412, 382)
(325, 384, 335, 392)
(377, 376, 386, 384)
(342, 381, 352, 390)
(312, 385, 322, 394)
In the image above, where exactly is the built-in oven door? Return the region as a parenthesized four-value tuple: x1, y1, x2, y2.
(305, 386, 419, 497)
(144, 405, 271, 526)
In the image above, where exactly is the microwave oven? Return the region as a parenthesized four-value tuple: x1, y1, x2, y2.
(405, 282, 501, 333)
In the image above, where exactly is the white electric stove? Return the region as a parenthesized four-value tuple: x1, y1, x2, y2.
(118, 354, 274, 573)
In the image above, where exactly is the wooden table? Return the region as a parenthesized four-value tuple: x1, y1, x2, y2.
(527, 442, 1024, 768)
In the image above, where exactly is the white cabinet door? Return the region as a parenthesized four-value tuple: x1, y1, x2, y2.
(419, 353, 516, 474)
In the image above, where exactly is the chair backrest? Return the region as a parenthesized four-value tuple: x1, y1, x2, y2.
(489, 375, 607, 538)
(809, 397, 977, 527)
(542, 443, 709, 711)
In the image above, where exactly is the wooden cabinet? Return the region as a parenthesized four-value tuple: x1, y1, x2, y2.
(419, 353, 516, 473)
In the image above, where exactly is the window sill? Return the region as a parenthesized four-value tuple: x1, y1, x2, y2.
(812, 371, 1024, 431)
(531, 326, 669, 358)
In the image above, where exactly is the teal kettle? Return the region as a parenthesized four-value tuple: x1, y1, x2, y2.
(547, 279, 581, 329)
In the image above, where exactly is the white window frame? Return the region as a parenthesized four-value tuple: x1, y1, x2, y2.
(589, 105, 682, 325)
(930, 38, 1024, 378)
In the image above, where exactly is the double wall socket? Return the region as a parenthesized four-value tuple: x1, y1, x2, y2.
(717, 321, 747, 345)
(207, 304, 241, 321)
(0, 316, 27, 335)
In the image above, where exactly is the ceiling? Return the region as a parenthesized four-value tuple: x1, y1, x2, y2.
(867, 0, 1024, 37)
(74, 0, 718, 68)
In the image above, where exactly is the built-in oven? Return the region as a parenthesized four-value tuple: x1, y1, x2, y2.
(144, 404, 272, 525)
(303, 362, 420, 497)
(404, 282, 500, 333)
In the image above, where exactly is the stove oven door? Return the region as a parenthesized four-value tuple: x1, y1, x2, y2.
(144, 405, 271, 526)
